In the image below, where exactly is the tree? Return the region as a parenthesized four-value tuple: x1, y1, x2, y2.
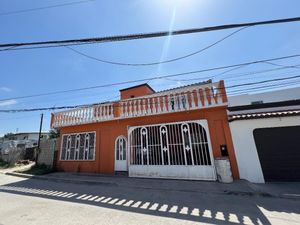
(49, 129, 60, 139)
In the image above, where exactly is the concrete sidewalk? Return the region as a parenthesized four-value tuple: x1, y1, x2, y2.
(2, 173, 300, 225)
(0, 162, 35, 173)
(4, 171, 300, 200)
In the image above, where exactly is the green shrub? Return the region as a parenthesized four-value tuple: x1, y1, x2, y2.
(21, 163, 55, 175)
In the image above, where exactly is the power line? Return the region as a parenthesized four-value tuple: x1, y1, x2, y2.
(9, 68, 299, 110)
(261, 61, 300, 69)
(0, 0, 96, 17)
(0, 17, 300, 50)
(166, 63, 300, 82)
(7, 64, 296, 107)
(1, 74, 300, 113)
(161, 73, 300, 94)
(228, 79, 300, 95)
(226, 74, 300, 89)
(0, 42, 97, 52)
(217, 64, 300, 79)
(0, 53, 300, 103)
(66, 27, 248, 66)
(233, 80, 300, 93)
(13, 89, 120, 107)
(227, 69, 300, 83)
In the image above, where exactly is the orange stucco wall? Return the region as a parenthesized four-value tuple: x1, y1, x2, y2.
(120, 85, 155, 100)
(55, 106, 240, 179)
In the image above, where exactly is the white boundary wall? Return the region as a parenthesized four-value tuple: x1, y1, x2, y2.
(230, 115, 300, 183)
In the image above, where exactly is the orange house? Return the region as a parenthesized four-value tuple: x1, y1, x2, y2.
(51, 80, 239, 180)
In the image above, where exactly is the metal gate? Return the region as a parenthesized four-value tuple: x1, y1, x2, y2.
(128, 120, 216, 180)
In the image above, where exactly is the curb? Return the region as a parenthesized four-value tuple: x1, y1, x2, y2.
(4, 172, 118, 187)
(246, 182, 300, 200)
(3, 172, 299, 200)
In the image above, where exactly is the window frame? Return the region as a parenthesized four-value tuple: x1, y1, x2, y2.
(74, 134, 80, 160)
(60, 131, 96, 161)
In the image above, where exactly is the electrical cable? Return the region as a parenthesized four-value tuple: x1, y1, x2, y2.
(0, 53, 300, 103)
(65, 27, 249, 66)
(1, 74, 300, 113)
(0, 17, 300, 49)
(164, 64, 300, 83)
(0, 0, 96, 16)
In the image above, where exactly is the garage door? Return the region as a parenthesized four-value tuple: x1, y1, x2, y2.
(128, 120, 216, 180)
(253, 126, 300, 181)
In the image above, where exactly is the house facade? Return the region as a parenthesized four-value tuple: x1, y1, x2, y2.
(228, 88, 300, 183)
(1, 132, 49, 142)
(51, 80, 239, 181)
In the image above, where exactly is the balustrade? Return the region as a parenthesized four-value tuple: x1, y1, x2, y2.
(52, 81, 227, 128)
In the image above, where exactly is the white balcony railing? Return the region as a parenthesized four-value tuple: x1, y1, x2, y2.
(51, 103, 114, 128)
(51, 81, 227, 128)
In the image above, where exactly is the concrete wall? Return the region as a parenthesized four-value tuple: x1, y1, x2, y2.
(120, 85, 154, 100)
(229, 115, 300, 183)
(38, 139, 56, 166)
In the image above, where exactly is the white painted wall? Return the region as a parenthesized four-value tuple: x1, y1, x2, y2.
(230, 115, 300, 183)
(229, 87, 300, 107)
(8, 133, 49, 141)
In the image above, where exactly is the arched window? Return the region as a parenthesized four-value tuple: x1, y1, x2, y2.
(115, 136, 127, 161)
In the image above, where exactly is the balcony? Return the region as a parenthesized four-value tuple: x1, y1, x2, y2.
(51, 80, 228, 128)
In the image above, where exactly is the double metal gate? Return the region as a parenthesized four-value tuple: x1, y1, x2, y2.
(128, 120, 216, 180)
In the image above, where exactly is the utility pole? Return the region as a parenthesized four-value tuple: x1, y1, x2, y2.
(35, 113, 43, 163)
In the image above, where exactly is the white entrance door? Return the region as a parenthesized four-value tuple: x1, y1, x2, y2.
(115, 136, 127, 171)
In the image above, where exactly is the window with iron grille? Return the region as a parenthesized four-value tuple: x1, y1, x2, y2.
(60, 132, 96, 160)
(129, 122, 211, 166)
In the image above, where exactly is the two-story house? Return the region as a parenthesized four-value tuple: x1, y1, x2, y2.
(51, 80, 239, 181)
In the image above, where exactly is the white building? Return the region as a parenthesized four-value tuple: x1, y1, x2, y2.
(1, 132, 49, 142)
(229, 86, 300, 107)
(228, 87, 300, 183)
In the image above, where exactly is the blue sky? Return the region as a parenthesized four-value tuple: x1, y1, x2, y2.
(0, 0, 300, 136)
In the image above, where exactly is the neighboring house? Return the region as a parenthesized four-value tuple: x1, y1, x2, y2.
(51, 80, 239, 181)
(228, 88, 300, 183)
(2, 132, 49, 141)
(0, 140, 37, 164)
(228, 86, 300, 107)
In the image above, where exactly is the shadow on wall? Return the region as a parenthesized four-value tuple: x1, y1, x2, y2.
(0, 178, 299, 225)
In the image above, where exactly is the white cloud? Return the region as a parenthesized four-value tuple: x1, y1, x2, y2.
(0, 99, 17, 107)
(0, 87, 12, 92)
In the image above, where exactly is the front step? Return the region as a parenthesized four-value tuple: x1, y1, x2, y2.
(114, 171, 128, 177)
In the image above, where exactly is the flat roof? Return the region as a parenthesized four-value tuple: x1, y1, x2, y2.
(228, 99, 300, 112)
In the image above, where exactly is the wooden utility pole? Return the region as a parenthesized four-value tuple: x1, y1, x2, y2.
(35, 113, 43, 163)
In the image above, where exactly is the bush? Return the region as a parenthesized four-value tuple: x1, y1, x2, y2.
(0, 159, 13, 169)
(20, 163, 55, 175)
